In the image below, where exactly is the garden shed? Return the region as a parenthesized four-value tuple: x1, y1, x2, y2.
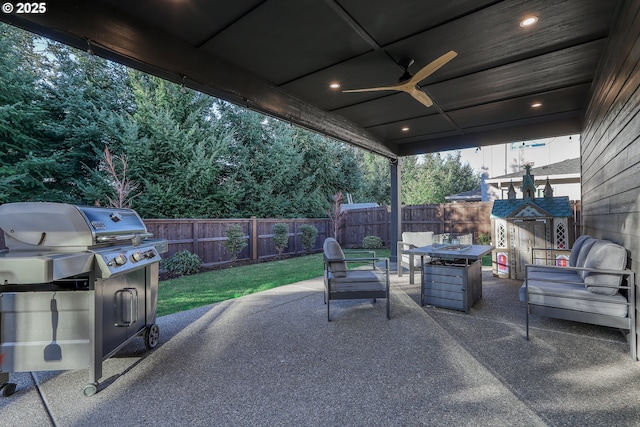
(491, 165, 573, 280)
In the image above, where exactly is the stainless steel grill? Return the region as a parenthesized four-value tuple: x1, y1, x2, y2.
(0, 202, 167, 397)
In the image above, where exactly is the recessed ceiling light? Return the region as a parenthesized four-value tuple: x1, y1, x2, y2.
(329, 82, 341, 89)
(531, 102, 542, 108)
(401, 127, 410, 132)
(520, 16, 538, 27)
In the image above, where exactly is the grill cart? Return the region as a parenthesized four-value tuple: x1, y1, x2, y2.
(0, 202, 167, 397)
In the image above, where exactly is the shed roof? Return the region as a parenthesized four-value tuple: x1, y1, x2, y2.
(491, 196, 572, 219)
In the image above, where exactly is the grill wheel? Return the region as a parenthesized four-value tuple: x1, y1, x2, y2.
(144, 324, 160, 350)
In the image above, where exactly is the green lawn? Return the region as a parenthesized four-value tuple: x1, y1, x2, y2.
(157, 249, 391, 316)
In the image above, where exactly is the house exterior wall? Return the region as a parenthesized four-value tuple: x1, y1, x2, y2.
(493, 182, 581, 201)
(581, 0, 640, 355)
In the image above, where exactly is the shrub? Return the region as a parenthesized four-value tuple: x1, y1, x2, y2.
(224, 224, 247, 261)
(476, 232, 491, 245)
(299, 224, 318, 253)
(160, 250, 202, 276)
(272, 223, 289, 255)
(362, 235, 383, 249)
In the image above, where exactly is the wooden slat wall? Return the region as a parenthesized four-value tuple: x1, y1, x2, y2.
(581, 0, 640, 357)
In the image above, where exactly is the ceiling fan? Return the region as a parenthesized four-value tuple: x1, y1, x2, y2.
(343, 50, 457, 108)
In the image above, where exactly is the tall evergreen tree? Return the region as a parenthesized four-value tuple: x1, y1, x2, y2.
(0, 23, 73, 202)
(43, 43, 134, 199)
(401, 152, 480, 205)
(119, 72, 237, 218)
(216, 101, 362, 218)
(352, 151, 390, 205)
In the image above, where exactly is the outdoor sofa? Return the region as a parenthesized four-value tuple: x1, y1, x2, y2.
(519, 235, 636, 360)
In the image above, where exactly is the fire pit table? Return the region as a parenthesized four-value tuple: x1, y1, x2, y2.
(406, 244, 493, 313)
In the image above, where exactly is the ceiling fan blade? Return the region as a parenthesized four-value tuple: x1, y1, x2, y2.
(409, 50, 458, 85)
(343, 84, 404, 93)
(407, 87, 433, 108)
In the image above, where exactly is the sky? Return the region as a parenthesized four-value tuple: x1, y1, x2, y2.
(441, 134, 580, 178)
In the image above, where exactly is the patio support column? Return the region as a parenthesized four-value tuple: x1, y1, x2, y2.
(390, 157, 401, 263)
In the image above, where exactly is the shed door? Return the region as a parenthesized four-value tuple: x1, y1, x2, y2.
(515, 220, 546, 279)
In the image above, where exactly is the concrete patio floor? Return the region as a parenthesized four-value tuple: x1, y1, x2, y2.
(1, 267, 639, 426)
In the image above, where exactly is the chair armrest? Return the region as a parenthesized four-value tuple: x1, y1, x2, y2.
(525, 263, 631, 276)
(344, 249, 377, 258)
(398, 242, 417, 250)
(531, 247, 571, 265)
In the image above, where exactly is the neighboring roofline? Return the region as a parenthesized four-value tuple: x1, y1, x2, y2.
(486, 173, 580, 187)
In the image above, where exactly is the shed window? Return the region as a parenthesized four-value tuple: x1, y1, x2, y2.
(555, 219, 567, 249)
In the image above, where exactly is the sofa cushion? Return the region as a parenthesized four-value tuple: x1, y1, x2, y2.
(575, 237, 598, 280)
(583, 240, 627, 296)
(323, 238, 347, 277)
(569, 235, 591, 267)
(519, 280, 628, 317)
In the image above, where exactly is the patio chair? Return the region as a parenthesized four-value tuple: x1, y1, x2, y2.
(397, 231, 434, 283)
(323, 237, 390, 321)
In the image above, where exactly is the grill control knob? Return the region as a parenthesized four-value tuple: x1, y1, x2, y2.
(143, 250, 156, 259)
(130, 251, 144, 262)
(113, 253, 128, 266)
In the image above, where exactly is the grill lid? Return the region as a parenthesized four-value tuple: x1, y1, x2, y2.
(0, 202, 149, 250)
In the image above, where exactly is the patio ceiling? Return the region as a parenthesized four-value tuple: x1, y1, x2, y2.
(1, 0, 622, 159)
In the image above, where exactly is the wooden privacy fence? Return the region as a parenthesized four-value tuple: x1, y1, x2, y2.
(140, 200, 580, 265)
(340, 202, 494, 248)
(145, 202, 503, 262)
(142, 203, 495, 265)
(144, 217, 330, 267)
(340, 201, 581, 248)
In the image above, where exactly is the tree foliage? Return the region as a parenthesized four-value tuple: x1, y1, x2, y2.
(401, 153, 480, 205)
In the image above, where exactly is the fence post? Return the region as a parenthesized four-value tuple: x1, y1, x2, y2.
(192, 220, 199, 258)
(251, 216, 258, 260)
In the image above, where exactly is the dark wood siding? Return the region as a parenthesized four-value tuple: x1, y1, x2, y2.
(581, 0, 640, 356)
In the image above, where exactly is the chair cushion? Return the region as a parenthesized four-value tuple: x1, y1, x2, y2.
(402, 231, 434, 248)
(323, 237, 347, 277)
(329, 270, 387, 291)
(583, 240, 627, 295)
